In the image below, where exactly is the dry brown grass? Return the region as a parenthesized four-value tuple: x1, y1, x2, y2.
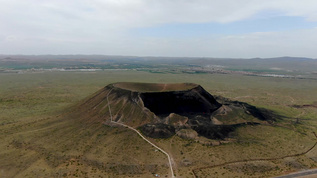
(1, 70, 317, 177)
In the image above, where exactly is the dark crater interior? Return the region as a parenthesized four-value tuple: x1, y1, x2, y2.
(140, 87, 221, 116)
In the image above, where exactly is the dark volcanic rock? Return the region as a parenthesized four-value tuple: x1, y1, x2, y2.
(192, 125, 235, 140)
(214, 95, 279, 122)
(192, 122, 260, 140)
(176, 129, 198, 140)
(140, 124, 175, 138)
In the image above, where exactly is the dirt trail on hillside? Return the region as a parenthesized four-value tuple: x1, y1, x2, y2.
(106, 89, 175, 178)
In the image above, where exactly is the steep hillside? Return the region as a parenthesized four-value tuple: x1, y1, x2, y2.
(74, 82, 278, 142)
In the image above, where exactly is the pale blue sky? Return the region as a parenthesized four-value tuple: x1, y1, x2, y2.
(1, 0, 317, 58)
(133, 16, 317, 38)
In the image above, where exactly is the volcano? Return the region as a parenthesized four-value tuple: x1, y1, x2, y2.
(76, 82, 276, 142)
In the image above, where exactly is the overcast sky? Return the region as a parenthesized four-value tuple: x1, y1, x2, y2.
(1, 0, 317, 58)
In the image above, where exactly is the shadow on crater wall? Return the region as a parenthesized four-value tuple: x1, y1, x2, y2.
(140, 86, 221, 116)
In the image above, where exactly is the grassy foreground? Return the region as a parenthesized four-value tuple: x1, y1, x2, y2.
(0, 70, 317, 177)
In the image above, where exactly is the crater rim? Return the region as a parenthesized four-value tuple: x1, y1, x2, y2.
(113, 82, 199, 92)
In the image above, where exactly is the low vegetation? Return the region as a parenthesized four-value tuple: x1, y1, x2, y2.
(0, 63, 317, 177)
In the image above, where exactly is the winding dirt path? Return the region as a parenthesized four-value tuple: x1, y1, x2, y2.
(192, 132, 317, 178)
(106, 89, 175, 178)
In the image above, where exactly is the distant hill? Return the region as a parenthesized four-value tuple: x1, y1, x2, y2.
(1, 55, 316, 74)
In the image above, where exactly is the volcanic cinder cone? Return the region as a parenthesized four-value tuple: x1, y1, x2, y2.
(75, 82, 276, 140)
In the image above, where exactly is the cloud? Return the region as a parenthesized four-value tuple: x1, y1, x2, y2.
(1, 0, 317, 57)
(84, 0, 317, 25)
(2, 0, 317, 29)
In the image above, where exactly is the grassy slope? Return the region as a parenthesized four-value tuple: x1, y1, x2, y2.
(0, 70, 317, 177)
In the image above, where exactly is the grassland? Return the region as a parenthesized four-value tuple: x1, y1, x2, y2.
(0, 70, 317, 177)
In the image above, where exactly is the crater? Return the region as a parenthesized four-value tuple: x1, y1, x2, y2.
(77, 82, 279, 142)
(114, 82, 221, 116)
